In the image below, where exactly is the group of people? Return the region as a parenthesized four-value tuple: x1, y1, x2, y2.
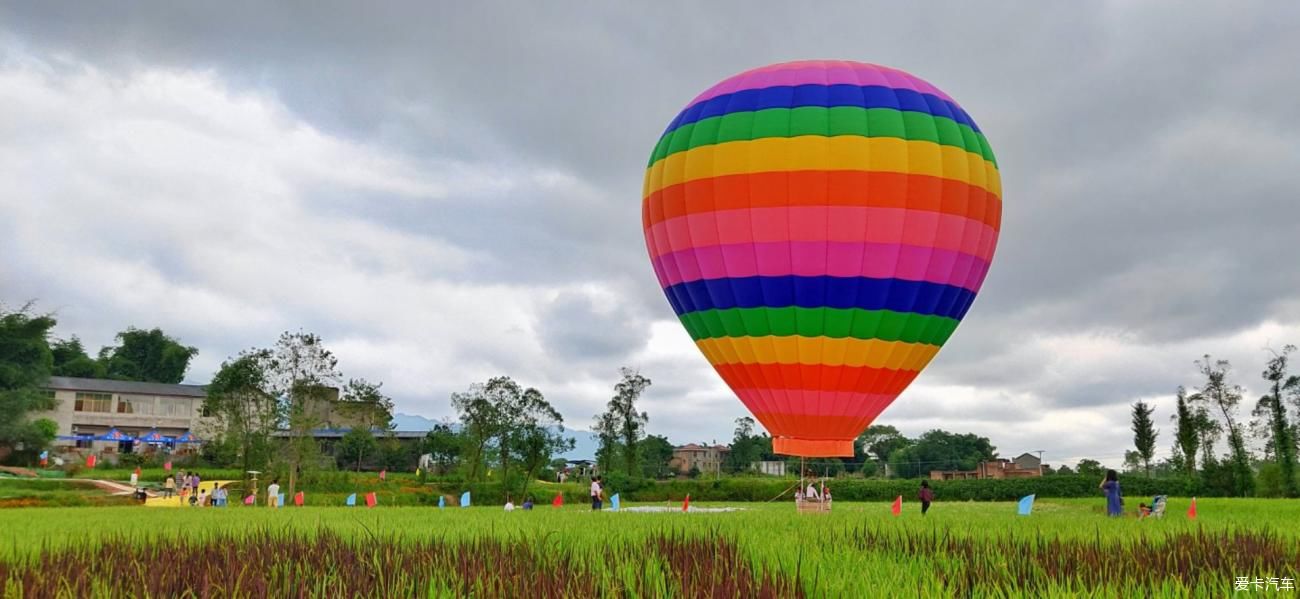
(157, 471, 231, 507)
(1100, 469, 1167, 519)
(503, 495, 535, 511)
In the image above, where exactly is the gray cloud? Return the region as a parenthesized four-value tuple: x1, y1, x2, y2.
(3, 2, 1299, 457)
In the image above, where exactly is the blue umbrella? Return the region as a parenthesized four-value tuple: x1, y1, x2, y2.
(96, 428, 134, 442)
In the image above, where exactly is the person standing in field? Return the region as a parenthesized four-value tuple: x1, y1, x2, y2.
(918, 480, 935, 515)
(191, 472, 201, 495)
(267, 479, 281, 507)
(1100, 469, 1123, 517)
(163, 474, 176, 498)
(590, 476, 603, 511)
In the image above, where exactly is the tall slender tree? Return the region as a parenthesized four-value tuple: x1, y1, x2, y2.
(1190, 355, 1254, 496)
(1131, 400, 1158, 477)
(266, 331, 341, 499)
(1255, 346, 1298, 497)
(1171, 387, 1200, 476)
(593, 368, 651, 477)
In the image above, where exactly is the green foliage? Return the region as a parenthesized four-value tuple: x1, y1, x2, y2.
(1190, 356, 1254, 497)
(888, 429, 996, 478)
(98, 327, 197, 384)
(638, 435, 675, 479)
(1171, 387, 1200, 476)
(724, 417, 764, 474)
(1075, 459, 1105, 477)
(336, 428, 378, 471)
(49, 337, 105, 378)
(594, 368, 651, 478)
(338, 378, 394, 430)
(203, 350, 278, 474)
(0, 303, 59, 461)
(1256, 345, 1298, 497)
(1131, 400, 1158, 476)
(421, 423, 462, 475)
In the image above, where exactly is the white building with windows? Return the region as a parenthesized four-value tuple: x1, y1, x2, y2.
(36, 376, 214, 460)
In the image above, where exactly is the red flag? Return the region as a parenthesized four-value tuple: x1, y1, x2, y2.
(243, 494, 255, 506)
(164, 461, 172, 471)
(294, 491, 304, 506)
(379, 469, 387, 481)
(552, 493, 563, 508)
(1187, 497, 1197, 520)
(86, 455, 97, 469)
(891, 495, 902, 516)
(682, 494, 691, 512)
(365, 492, 377, 508)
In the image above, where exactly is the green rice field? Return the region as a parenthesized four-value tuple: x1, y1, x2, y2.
(1, 498, 1297, 597)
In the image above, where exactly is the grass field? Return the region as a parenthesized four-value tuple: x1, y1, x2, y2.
(1, 498, 1297, 597)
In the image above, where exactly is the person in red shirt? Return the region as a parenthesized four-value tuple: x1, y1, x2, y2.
(918, 480, 935, 515)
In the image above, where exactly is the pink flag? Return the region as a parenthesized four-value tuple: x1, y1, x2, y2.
(164, 461, 172, 471)
(379, 469, 387, 481)
(365, 492, 377, 508)
(243, 495, 255, 506)
(891, 495, 902, 516)
(294, 491, 304, 506)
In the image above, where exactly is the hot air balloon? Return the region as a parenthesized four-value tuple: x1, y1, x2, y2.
(642, 60, 1001, 457)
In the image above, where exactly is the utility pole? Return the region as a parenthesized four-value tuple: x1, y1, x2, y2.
(1036, 450, 1045, 476)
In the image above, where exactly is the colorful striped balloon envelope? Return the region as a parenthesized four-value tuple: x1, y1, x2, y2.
(642, 60, 1002, 457)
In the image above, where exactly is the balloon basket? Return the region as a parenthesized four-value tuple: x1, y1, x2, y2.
(796, 498, 832, 514)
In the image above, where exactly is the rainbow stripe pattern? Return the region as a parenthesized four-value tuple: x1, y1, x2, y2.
(642, 61, 1002, 457)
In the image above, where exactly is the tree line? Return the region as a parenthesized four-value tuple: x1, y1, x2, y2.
(1125, 350, 1299, 498)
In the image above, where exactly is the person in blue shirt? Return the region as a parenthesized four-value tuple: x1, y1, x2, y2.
(1099, 469, 1122, 517)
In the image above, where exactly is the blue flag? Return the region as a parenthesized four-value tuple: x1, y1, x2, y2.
(438, 495, 445, 509)
(459, 491, 471, 507)
(345, 493, 356, 506)
(610, 493, 620, 511)
(39, 451, 48, 460)
(1017, 494, 1036, 516)
(277, 493, 285, 508)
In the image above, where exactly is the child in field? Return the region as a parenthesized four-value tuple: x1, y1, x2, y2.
(163, 474, 176, 498)
(267, 479, 281, 507)
(919, 481, 935, 516)
(523, 496, 534, 510)
(1138, 502, 1151, 519)
(197, 489, 209, 507)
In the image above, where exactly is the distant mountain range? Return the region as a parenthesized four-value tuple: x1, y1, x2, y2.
(391, 413, 600, 461)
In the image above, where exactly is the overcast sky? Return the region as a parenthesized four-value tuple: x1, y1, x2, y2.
(3, 2, 1298, 466)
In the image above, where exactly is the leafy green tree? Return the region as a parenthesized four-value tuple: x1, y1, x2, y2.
(484, 377, 556, 488)
(451, 381, 499, 480)
(725, 417, 765, 473)
(1170, 387, 1200, 476)
(1053, 465, 1075, 476)
(0, 303, 59, 462)
(378, 433, 412, 471)
(266, 331, 341, 499)
(337, 427, 378, 471)
(1075, 459, 1105, 477)
(98, 327, 197, 383)
(422, 422, 462, 475)
(1254, 346, 1298, 497)
(50, 337, 104, 378)
(1190, 355, 1254, 497)
(593, 368, 651, 477)
(1131, 400, 1158, 477)
(338, 378, 394, 430)
(856, 424, 912, 476)
(638, 434, 675, 479)
(887, 429, 996, 478)
(593, 411, 619, 476)
(203, 350, 279, 474)
(516, 423, 574, 496)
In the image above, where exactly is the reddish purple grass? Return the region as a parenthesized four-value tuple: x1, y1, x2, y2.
(838, 526, 1300, 595)
(0, 529, 803, 598)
